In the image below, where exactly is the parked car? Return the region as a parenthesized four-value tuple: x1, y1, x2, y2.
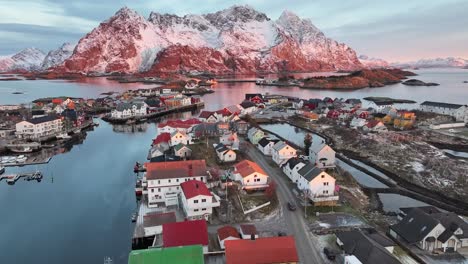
(323, 247, 336, 260)
(287, 201, 297, 211)
(278, 231, 287, 237)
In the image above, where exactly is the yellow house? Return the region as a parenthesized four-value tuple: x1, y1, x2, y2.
(394, 118, 414, 130)
(382, 115, 393, 125)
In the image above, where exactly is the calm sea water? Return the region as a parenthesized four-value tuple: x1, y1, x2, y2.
(0, 68, 467, 264)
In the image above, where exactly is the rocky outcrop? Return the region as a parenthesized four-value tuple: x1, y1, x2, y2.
(41, 43, 76, 69)
(302, 69, 414, 90)
(53, 5, 362, 74)
(402, 79, 439, 86)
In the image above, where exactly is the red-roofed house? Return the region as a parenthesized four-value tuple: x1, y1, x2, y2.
(239, 224, 258, 240)
(180, 180, 220, 221)
(152, 132, 171, 151)
(225, 236, 299, 264)
(157, 119, 201, 135)
(364, 120, 388, 133)
(231, 160, 269, 190)
(162, 220, 209, 253)
(217, 226, 240, 249)
(145, 160, 208, 207)
(199, 111, 217, 123)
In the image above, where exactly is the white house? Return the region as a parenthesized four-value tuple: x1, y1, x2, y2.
(231, 160, 269, 190)
(239, 224, 258, 240)
(180, 180, 220, 221)
(145, 160, 208, 207)
(174, 143, 192, 158)
(220, 132, 240, 150)
(350, 117, 367, 129)
(15, 115, 62, 139)
(364, 120, 388, 133)
(282, 157, 307, 184)
(214, 143, 237, 163)
(143, 211, 176, 237)
(420, 101, 467, 122)
(170, 130, 192, 146)
(217, 226, 240, 249)
(296, 163, 339, 206)
(257, 137, 280, 156)
(272, 141, 297, 166)
(148, 145, 165, 160)
(309, 140, 336, 169)
(54, 105, 64, 114)
(199, 111, 218, 123)
(390, 207, 468, 252)
(111, 101, 148, 119)
(247, 127, 265, 145)
(157, 119, 200, 136)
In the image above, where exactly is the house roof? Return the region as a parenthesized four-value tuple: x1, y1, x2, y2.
(25, 115, 60, 124)
(149, 155, 182, 163)
(297, 163, 324, 181)
(199, 111, 215, 119)
(240, 224, 257, 236)
(174, 143, 190, 152)
(240, 100, 256, 109)
(257, 137, 279, 147)
(309, 139, 327, 154)
(145, 160, 207, 180)
(225, 236, 299, 264)
(181, 180, 212, 199)
(170, 130, 187, 138)
(233, 160, 267, 178)
(400, 206, 440, 216)
(366, 120, 383, 128)
(336, 230, 399, 264)
(272, 141, 293, 151)
(214, 143, 230, 153)
(128, 245, 204, 264)
(162, 220, 209, 248)
(143, 212, 176, 228)
(421, 101, 465, 109)
(432, 212, 468, 240)
(390, 208, 440, 243)
(158, 118, 200, 129)
(217, 226, 240, 241)
(153, 132, 171, 145)
(374, 101, 394, 106)
(283, 157, 306, 170)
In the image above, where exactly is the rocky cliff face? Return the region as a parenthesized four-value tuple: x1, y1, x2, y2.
(0, 48, 46, 72)
(54, 5, 363, 74)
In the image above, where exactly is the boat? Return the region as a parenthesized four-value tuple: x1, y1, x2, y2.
(73, 128, 81, 134)
(56, 133, 71, 139)
(16, 155, 27, 163)
(9, 146, 32, 153)
(0, 166, 5, 175)
(131, 212, 138, 222)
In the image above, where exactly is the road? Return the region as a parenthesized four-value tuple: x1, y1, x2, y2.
(242, 139, 325, 264)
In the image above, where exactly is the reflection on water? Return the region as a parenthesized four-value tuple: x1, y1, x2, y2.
(259, 123, 324, 148)
(336, 159, 388, 188)
(378, 193, 429, 213)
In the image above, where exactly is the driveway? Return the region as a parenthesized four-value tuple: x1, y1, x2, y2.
(242, 139, 325, 264)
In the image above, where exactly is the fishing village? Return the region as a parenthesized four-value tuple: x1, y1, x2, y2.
(1, 75, 468, 263)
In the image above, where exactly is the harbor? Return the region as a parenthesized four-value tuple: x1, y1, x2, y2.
(0, 171, 43, 185)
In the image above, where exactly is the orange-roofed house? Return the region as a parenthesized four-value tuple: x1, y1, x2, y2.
(52, 98, 63, 105)
(144, 160, 208, 207)
(230, 160, 269, 190)
(225, 236, 299, 264)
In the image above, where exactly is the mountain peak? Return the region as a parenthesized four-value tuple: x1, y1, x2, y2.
(204, 5, 270, 28)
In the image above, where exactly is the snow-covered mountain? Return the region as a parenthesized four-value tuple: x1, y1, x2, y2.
(41, 43, 76, 69)
(359, 55, 389, 69)
(392, 57, 468, 69)
(0, 48, 46, 72)
(55, 5, 362, 74)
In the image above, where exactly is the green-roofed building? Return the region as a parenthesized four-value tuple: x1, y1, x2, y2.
(128, 245, 204, 264)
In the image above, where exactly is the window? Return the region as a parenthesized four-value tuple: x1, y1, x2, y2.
(176, 186, 179, 190)
(168, 187, 171, 191)
(168, 179, 171, 183)
(254, 175, 257, 178)
(323, 182, 329, 186)
(158, 188, 161, 192)
(321, 175, 325, 178)
(176, 179, 179, 182)
(151, 189, 154, 193)
(194, 209, 199, 212)
(202, 208, 206, 211)
(323, 190, 328, 194)
(194, 200, 199, 203)
(202, 199, 206, 202)
(158, 180, 161, 184)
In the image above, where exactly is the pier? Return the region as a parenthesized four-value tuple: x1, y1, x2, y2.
(0, 171, 43, 185)
(1, 156, 52, 167)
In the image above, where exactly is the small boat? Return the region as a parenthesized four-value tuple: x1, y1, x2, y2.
(9, 146, 33, 153)
(56, 133, 71, 139)
(0, 166, 5, 175)
(16, 155, 27, 163)
(131, 212, 138, 222)
(73, 128, 81, 134)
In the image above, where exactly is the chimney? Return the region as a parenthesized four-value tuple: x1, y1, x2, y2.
(251, 234, 255, 240)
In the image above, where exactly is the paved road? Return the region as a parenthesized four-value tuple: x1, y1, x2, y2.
(243, 140, 324, 264)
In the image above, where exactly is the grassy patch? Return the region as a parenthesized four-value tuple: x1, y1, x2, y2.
(239, 192, 278, 215)
(305, 204, 360, 219)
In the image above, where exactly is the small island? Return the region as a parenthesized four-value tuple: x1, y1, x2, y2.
(402, 79, 439, 86)
(363, 96, 417, 104)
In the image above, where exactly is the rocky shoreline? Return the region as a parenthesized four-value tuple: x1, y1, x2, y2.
(402, 79, 439, 86)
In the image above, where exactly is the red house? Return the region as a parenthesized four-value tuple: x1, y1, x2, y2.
(225, 236, 299, 264)
(162, 220, 209, 252)
(327, 110, 340, 119)
(358, 111, 370, 119)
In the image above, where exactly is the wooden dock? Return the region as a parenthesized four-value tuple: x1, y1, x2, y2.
(1, 156, 52, 167)
(0, 171, 43, 185)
